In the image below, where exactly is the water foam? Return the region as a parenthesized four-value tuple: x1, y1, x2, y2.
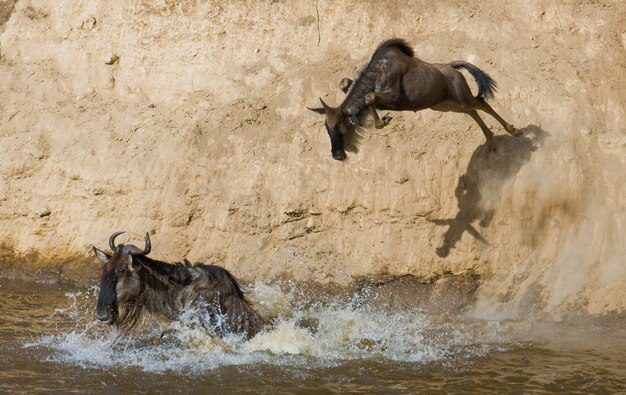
(26, 282, 511, 373)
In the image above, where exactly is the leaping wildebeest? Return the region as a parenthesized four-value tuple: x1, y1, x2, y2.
(93, 231, 264, 339)
(308, 38, 520, 160)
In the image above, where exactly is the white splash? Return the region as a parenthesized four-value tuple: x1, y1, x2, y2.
(26, 283, 510, 373)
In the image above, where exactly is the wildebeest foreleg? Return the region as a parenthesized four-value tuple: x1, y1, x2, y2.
(339, 78, 353, 94)
(467, 110, 496, 152)
(365, 92, 394, 129)
(477, 98, 520, 137)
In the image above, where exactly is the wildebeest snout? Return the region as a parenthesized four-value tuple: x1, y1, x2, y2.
(96, 305, 115, 324)
(332, 150, 346, 161)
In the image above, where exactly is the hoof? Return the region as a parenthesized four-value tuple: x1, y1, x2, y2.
(382, 114, 392, 126)
(339, 78, 352, 94)
(508, 125, 521, 137)
(375, 114, 392, 129)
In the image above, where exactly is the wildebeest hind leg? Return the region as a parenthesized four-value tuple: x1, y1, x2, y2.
(339, 78, 353, 94)
(478, 98, 519, 136)
(365, 92, 393, 129)
(467, 110, 496, 152)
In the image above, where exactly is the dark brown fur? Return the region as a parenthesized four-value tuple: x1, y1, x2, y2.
(309, 38, 519, 160)
(93, 232, 264, 339)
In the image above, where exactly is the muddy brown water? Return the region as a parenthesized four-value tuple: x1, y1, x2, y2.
(0, 279, 624, 394)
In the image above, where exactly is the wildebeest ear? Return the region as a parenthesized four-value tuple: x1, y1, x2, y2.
(126, 254, 135, 272)
(307, 98, 337, 115)
(319, 97, 342, 127)
(93, 247, 111, 264)
(307, 106, 325, 114)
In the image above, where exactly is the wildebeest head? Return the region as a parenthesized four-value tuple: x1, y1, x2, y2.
(92, 231, 151, 328)
(308, 98, 354, 161)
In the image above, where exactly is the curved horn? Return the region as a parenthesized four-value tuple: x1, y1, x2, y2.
(143, 232, 151, 254)
(125, 232, 151, 256)
(109, 231, 125, 251)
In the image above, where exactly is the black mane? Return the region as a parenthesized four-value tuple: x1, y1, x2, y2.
(377, 38, 414, 58)
(133, 255, 248, 301)
(134, 255, 194, 288)
(341, 38, 414, 116)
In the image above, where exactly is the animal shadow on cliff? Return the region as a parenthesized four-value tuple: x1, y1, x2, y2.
(0, 1, 17, 31)
(429, 125, 549, 257)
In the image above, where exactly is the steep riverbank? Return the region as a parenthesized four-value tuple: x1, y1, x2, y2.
(1, 0, 625, 320)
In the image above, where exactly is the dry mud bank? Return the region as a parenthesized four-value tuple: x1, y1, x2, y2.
(0, 0, 624, 320)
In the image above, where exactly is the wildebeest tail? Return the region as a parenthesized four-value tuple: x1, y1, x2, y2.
(450, 61, 497, 99)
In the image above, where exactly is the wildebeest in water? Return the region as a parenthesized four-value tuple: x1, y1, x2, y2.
(308, 38, 520, 160)
(92, 231, 264, 339)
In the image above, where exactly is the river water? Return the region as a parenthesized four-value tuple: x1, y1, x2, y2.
(0, 279, 624, 394)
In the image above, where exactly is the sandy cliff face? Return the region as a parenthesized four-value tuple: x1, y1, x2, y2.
(0, 0, 624, 319)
